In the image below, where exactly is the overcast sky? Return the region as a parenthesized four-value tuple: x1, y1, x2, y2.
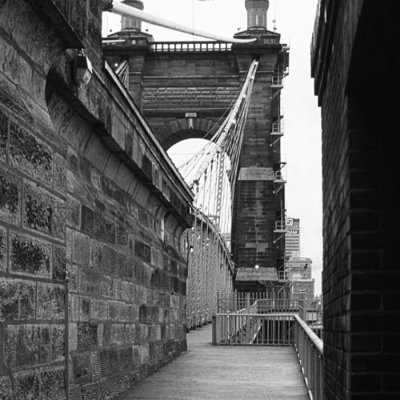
(104, 0, 323, 295)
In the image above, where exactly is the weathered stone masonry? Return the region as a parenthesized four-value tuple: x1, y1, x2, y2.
(0, 1, 193, 399)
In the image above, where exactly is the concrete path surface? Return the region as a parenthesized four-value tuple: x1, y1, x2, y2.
(118, 324, 308, 400)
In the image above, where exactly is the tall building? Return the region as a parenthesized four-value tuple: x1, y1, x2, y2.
(285, 256, 314, 300)
(284, 218, 315, 300)
(285, 217, 300, 258)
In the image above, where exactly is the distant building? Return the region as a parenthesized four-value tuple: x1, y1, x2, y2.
(285, 217, 300, 258)
(285, 256, 314, 300)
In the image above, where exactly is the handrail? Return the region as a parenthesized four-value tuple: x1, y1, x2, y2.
(293, 314, 324, 400)
(212, 298, 324, 397)
(213, 312, 296, 345)
(294, 315, 323, 354)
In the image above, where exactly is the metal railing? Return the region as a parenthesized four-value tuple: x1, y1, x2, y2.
(149, 41, 233, 53)
(212, 313, 295, 346)
(294, 315, 324, 400)
(272, 74, 284, 87)
(217, 290, 293, 313)
(212, 297, 324, 399)
(272, 120, 284, 135)
(256, 298, 300, 314)
(274, 220, 287, 232)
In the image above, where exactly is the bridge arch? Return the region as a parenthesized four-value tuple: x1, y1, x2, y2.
(157, 117, 221, 150)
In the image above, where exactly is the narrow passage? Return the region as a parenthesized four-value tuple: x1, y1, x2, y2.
(118, 324, 308, 400)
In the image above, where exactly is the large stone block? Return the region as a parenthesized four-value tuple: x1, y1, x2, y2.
(79, 269, 101, 297)
(99, 376, 127, 400)
(90, 350, 101, 380)
(100, 245, 117, 275)
(72, 231, 90, 267)
(53, 152, 67, 194)
(93, 212, 116, 244)
(118, 347, 134, 371)
(13, 365, 66, 399)
(90, 298, 108, 321)
(51, 324, 65, 362)
(0, 376, 13, 400)
(134, 344, 149, 365)
(118, 253, 134, 281)
(81, 205, 94, 235)
(100, 348, 119, 377)
(0, 76, 33, 127)
(53, 245, 66, 281)
(37, 283, 65, 320)
(72, 352, 92, 384)
(0, 279, 36, 321)
(9, 121, 53, 185)
(23, 182, 65, 239)
(0, 168, 21, 225)
(77, 322, 98, 351)
(9, 232, 51, 277)
(0, 224, 6, 270)
(0, 107, 8, 161)
(66, 196, 81, 229)
(81, 382, 100, 400)
(83, 133, 110, 173)
(80, 297, 91, 322)
(4, 324, 51, 368)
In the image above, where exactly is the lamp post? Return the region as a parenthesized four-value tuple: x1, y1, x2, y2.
(73, 50, 93, 87)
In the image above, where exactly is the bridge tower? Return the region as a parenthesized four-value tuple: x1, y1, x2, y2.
(103, 0, 289, 295)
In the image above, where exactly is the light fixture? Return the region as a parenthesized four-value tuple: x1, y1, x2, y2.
(255, 264, 260, 270)
(73, 49, 93, 87)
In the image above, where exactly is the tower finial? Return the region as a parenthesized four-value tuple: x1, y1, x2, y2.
(245, 0, 269, 30)
(121, 0, 144, 31)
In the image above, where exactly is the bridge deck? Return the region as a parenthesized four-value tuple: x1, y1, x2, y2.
(118, 324, 308, 400)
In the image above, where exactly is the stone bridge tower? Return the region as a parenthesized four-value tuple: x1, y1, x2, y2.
(103, 0, 289, 293)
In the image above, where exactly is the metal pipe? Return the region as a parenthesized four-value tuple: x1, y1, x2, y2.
(294, 314, 323, 354)
(108, 1, 257, 44)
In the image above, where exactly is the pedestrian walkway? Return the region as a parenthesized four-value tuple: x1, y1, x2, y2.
(118, 324, 308, 400)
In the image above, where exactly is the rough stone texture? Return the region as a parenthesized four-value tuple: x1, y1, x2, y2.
(10, 232, 52, 278)
(0, 279, 36, 321)
(0, 168, 21, 225)
(0, 225, 7, 270)
(311, 1, 400, 399)
(0, 376, 13, 400)
(1, 1, 192, 399)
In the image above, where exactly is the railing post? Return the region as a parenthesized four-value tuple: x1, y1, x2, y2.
(212, 314, 217, 345)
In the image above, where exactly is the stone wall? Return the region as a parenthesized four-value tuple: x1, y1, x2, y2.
(0, 1, 192, 399)
(312, 1, 400, 398)
(0, 1, 70, 398)
(232, 49, 285, 279)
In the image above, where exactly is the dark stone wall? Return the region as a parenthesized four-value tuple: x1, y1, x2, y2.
(0, 1, 192, 399)
(117, 48, 242, 149)
(0, 1, 68, 398)
(312, 1, 400, 398)
(232, 50, 285, 278)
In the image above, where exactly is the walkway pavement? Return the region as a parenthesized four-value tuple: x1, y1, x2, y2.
(118, 324, 308, 400)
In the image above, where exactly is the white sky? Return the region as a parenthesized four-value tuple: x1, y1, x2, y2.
(104, 0, 323, 295)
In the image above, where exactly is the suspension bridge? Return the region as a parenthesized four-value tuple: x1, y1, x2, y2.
(105, 4, 323, 397)
(0, 1, 324, 399)
(3, 0, 397, 399)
